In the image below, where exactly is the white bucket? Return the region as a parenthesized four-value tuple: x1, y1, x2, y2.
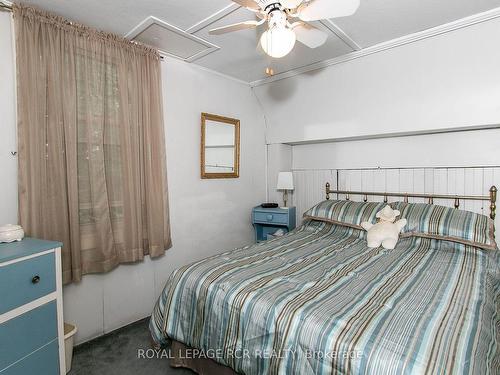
(64, 323, 78, 373)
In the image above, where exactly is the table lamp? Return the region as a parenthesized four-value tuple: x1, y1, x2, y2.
(277, 172, 294, 208)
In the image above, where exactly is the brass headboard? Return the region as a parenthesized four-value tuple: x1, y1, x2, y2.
(325, 182, 497, 220)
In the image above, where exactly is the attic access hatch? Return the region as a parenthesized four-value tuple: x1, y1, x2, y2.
(125, 16, 220, 62)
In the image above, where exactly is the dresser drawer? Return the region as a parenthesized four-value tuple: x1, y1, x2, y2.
(253, 211, 289, 224)
(0, 253, 56, 314)
(0, 301, 58, 371)
(1, 339, 59, 375)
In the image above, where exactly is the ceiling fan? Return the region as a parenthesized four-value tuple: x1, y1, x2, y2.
(209, 0, 360, 58)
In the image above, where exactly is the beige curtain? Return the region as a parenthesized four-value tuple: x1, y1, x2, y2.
(14, 4, 171, 284)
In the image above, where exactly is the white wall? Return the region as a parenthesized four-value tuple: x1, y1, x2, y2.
(266, 144, 292, 205)
(0, 9, 267, 344)
(292, 129, 500, 171)
(290, 129, 500, 230)
(253, 17, 500, 144)
(0, 12, 17, 225)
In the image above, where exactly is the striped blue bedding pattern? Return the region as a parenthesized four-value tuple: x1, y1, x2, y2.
(391, 202, 498, 250)
(303, 200, 387, 228)
(150, 220, 499, 374)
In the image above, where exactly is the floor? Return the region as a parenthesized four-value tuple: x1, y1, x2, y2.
(69, 318, 193, 375)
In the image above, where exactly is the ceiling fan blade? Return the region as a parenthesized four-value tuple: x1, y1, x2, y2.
(293, 23, 328, 48)
(209, 20, 262, 35)
(298, 0, 360, 21)
(231, 0, 261, 10)
(281, 0, 303, 9)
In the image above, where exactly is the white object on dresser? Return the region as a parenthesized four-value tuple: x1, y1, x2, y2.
(0, 238, 66, 374)
(0, 224, 24, 243)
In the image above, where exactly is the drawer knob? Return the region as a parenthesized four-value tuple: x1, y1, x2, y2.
(31, 275, 41, 284)
(266, 214, 273, 221)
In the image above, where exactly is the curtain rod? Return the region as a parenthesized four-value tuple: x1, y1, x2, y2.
(0, 2, 163, 59)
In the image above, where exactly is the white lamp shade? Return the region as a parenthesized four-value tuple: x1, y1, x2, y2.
(260, 26, 296, 58)
(276, 172, 294, 190)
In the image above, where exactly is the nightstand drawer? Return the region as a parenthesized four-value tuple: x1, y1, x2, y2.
(253, 211, 289, 224)
(0, 253, 56, 314)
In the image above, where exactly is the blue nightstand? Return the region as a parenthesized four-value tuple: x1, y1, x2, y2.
(252, 206, 296, 242)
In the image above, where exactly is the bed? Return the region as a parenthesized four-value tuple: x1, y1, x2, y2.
(149, 185, 499, 375)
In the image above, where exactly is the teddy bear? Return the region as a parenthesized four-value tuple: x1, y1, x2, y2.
(361, 205, 407, 250)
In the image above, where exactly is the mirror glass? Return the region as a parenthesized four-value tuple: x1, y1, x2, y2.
(201, 113, 240, 179)
(205, 120, 235, 173)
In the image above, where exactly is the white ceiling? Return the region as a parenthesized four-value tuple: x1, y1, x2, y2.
(333, 0, 500, 47)
(21, 0, 500, 83)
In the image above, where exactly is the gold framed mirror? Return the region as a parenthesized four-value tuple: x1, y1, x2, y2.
(201, 113, 240, 179)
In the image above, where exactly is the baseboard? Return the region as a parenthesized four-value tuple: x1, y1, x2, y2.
(74, 316, 150, 350)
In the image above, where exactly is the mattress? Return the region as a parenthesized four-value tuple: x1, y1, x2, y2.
(150, 220, 500, 374)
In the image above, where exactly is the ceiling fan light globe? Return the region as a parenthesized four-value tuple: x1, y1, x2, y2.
(260, 26, 296, 58)
(280, 0, 303, 9)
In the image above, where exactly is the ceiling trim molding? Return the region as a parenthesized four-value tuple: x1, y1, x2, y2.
(124, 16, 220, 63)
(250, 6, 500, 87)
(319, 19, 361, 51)
(186, 4, 241, 34)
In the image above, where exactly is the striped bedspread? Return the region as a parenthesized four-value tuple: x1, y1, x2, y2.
(150, 220, 500, 375)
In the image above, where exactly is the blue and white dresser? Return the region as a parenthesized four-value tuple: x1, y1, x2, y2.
(0, 238, 65, 375)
